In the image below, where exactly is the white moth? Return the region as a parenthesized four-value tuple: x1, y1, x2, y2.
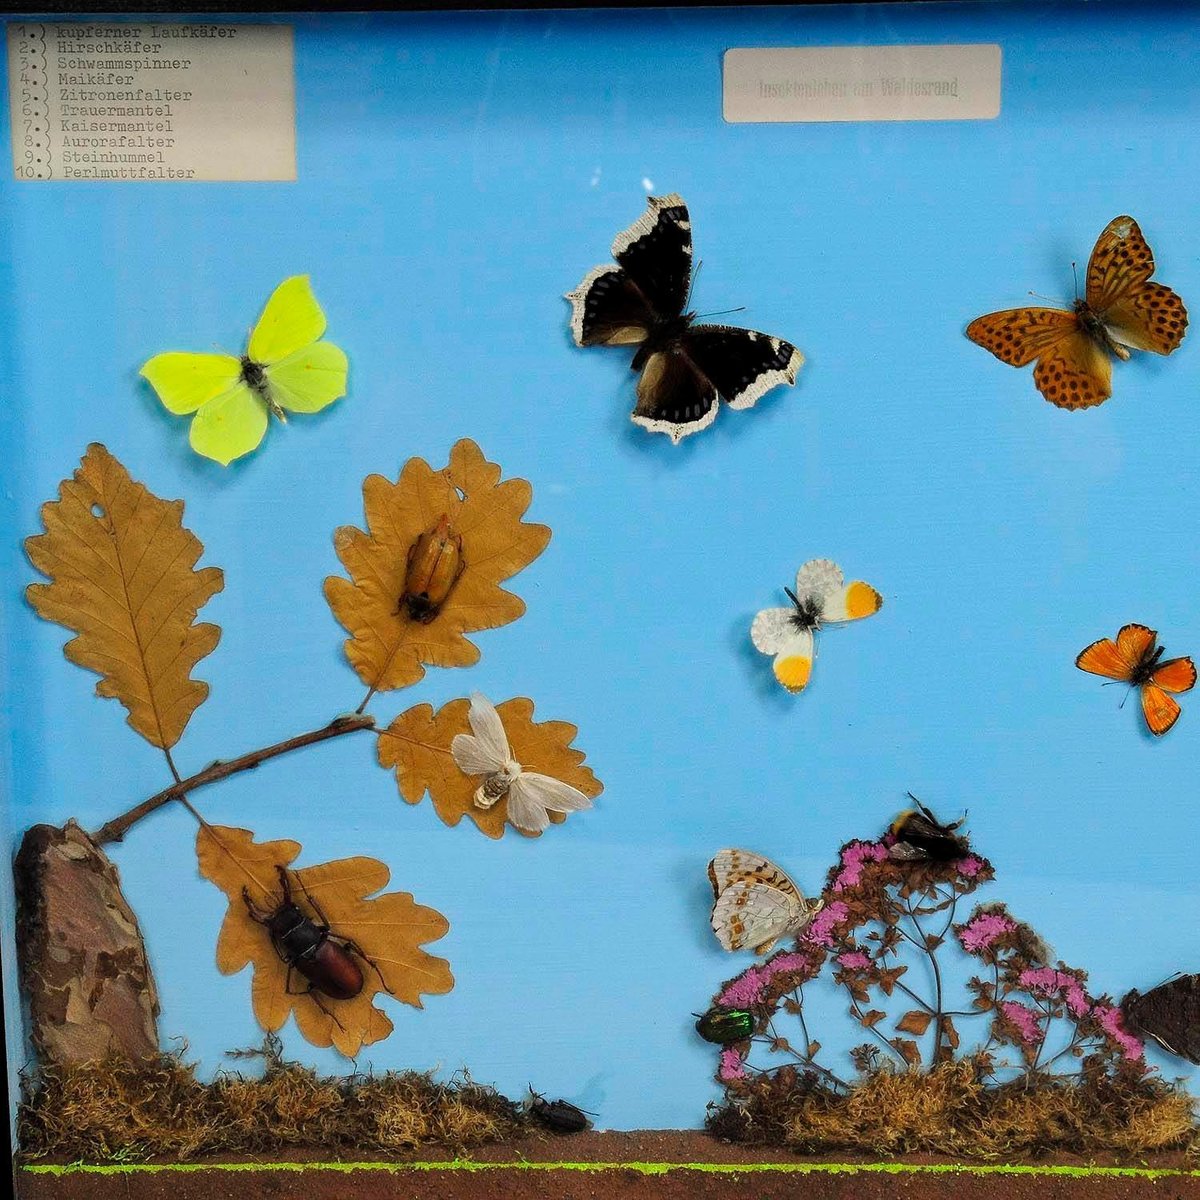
(450, 692, 593, 834)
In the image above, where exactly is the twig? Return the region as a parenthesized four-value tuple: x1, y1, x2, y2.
(93, 713, 377, 845)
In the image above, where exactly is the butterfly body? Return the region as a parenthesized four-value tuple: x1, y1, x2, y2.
(751, 559, 882, 693)
(708, 848, 822, 955)
(967, 216, 1186, 409)
(1076, 623, 1196, 736)
(568, 194, 803, 442)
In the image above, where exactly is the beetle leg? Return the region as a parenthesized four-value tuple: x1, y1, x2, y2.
(304, 986, 346, 1032)
(328, 934, 388, 990)
(291, 871, 332, 932)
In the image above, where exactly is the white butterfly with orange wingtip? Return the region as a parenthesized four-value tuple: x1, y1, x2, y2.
(450, 692, 593, 834)
(750, 559, 883, 693)
(708, 848, 823, 955)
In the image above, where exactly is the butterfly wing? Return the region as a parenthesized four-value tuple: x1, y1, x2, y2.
(451, 692, 511, 775)
(1124, 976, 1200, 1063)
(1076, 624, 1157, 681)
(773, 626, 816, 693)
(264, 342, 349, 414)
(1086, 216, 1157, 313)
(566, 265, 657, 347)
(1030, 330, 1112, 409)
(707, 850, 809, 954)
(247, 275, 329, 364)
(793, 559, 882, 627)
(750, 607, 797, 655)
(140, 352, 244, 414)
(1142, 650, 1194, 736)
(631, 348, 719, 442)
(682, 325, 803, 411)
(966, 308, 1079, 368)
(1151, 657, 1197, 694)
(611, 193, 692, 320)
(187, 384, 268, 466)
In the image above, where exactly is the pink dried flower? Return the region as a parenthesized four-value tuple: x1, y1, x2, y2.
(1017, 968, 1092, 1018)
(1064, 983, 1090, 1018)
(763, 951, 817, 980)
(956, 855, 985, 878)
(833, 841, 890, 891)
(717, 1048, 746, 1082)
(1094, 1005, 1144, 1062)
(837, 950, 872, 971)
(999, 1000, 1042, 1045)
(717, 966, 768, 1009)
(959, 912, 1016, 953)
(805, 901, 849, 948)
(1019, 967, 1058, 991)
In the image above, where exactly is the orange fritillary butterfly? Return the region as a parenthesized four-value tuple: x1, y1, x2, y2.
(966, 216, 1187, 409)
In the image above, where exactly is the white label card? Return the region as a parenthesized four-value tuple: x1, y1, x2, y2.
(723, 44, 1001, 123)
(7, 22, 296, 181)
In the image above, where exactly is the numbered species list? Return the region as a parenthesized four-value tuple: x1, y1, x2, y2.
(8, 23, 296, 181)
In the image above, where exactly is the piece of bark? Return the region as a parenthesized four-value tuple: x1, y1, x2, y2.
(15, 820, 159, 1065)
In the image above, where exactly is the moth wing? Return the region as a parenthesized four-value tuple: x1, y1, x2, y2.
(1103, 282, 1188, 355)
(1031, 329, 1112, 409)
(711, 881, 805, 954)
(565, 265, 656, 348)
(610, 193, 692, 320)
(140, 352, 244, 414)
(515, 772, 593, 814)
(450, 734, 498, 775)
(707, 848, 802, 900)
(750, 607, 796, 655)
(504, 775, 551, 834)
(188, 384, 268, 466)
(683, 324, 803, 410)
(1150, 656, 1197, 694)
(773, 626, 816, 693)
(794, 559, 844, 603)
(247, 275, 328, 364)
(632, 348, 719, 443)
(465, 692, 511, 765)
(1086, 215, 1157, 314)
(965, 308, 1078, 368)
(1141, 684, 1182, 737)
(264, 341, 349, 414)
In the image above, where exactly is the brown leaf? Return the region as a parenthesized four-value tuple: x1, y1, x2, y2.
(377, 696, 601, 839)
(25, 444, 223, 749)
(859, 1009, 887, 1028)
(196, 825, 453, 1057)
(891, 1037, 922, 1067)
(877, 965, 908, 996)
(807, 1040, 821, 1059)
(941, 1014, 961, 1051)
(324, 440, 551, 693)
(896, 1009, 933, 1037)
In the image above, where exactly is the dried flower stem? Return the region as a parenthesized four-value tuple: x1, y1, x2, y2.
(94, 714, 377, 845)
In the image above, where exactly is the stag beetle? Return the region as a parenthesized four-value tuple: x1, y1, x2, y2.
(243, 865, 374, 1020)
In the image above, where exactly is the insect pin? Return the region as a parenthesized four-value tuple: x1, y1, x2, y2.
(527, 1088, 592, 1133)
(1076, 623, 1196, 737)
(695, 1007, 755, 1045)
(242, 864, 378, 1027)
(751, 559, 882, 693)
(887, 799, 969, 863)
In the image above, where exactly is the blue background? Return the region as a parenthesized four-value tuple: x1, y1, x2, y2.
(3, 0, 1199, 1132)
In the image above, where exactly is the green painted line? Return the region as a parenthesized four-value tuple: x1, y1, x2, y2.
(20, 1160, 1200, 1179)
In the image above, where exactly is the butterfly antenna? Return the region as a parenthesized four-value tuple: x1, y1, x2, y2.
(695, 306, 748, 320)
(783, 585, 801, 609)
(685, 259, 702, 312)
(1072, 261, 1080, 301)
(1027, 290, 1067, 307)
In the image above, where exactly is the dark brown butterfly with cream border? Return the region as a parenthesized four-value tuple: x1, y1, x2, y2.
(566, 194, 803, 443)
(966, 215, 1187, 409)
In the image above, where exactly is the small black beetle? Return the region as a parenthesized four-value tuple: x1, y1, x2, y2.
(243, 865, 374, 1022)
(528, 1088, 592, 1133)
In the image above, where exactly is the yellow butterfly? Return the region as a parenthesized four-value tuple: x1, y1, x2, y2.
(140, 276, 348, 465)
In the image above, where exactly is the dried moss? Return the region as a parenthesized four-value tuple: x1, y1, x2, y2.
(707, 1061, 1197, 1159)
(18, 1043, 528, 1163)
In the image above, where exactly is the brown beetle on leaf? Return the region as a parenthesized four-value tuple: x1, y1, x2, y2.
(400, 513, 465, 623)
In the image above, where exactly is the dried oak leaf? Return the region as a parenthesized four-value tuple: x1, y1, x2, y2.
(25, 443, 223, 749)
(377, 696, 602, 839)
(324, 439, 551, 693)
(196, 824, 453, 1058)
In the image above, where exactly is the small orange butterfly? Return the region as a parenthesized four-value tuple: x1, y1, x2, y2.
(1076, 623, 1196, 736)
(966, 216, 1188, 409)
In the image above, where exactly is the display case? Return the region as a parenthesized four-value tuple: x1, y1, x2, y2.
(4, 2, 1200, 1196)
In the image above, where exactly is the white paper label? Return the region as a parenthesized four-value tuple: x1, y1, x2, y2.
(7, 21, 296, 181)
(723, 44, 1001, 123)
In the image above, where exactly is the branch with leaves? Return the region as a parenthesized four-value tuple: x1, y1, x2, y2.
(24, 439, 602, 1057)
